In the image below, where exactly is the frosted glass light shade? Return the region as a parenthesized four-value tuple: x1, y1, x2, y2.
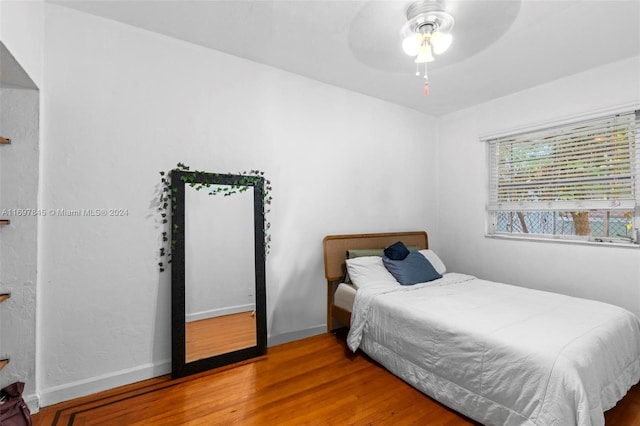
(402, 34, 420, 56)
(415, 48, 434, 63)
(403, 31, 452, 57)
(431, 32, 452, 55)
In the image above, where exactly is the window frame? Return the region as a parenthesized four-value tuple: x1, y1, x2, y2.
(483, 106, 640, 247)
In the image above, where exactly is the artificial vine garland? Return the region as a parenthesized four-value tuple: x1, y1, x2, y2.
(158, 162, 272, 272)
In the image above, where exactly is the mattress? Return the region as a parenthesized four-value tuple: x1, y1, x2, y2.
(347, 273, 640, 426)
(334, 283, 356, 312)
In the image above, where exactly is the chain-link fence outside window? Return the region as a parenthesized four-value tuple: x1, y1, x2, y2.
(495, 210, 634, 240)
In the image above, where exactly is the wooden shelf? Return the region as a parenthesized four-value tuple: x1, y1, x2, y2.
(0, 124, 13, 369)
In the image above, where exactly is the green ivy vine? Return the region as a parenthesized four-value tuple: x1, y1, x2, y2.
(158, 162, 272, 272)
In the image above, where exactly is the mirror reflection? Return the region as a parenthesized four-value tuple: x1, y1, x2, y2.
(184, 185, 256, 362)
(171, 170, 267, 379)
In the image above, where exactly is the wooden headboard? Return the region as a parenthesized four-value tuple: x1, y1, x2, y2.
(322, 231, 429, 331)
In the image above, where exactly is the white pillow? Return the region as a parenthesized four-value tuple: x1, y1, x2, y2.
(419, 249, 447, 275)
(345, 256, 398, 289)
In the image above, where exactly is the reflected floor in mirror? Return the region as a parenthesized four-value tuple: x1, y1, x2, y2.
(185, 311, 257, 362)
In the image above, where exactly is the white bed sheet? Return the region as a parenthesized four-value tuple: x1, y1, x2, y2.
(347, 273, 640, 426)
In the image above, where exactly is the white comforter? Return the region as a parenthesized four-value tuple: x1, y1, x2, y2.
(347, 273, 640, 426)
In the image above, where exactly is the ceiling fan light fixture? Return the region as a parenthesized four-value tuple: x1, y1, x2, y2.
(415, 51, 435, 64)
(430, 31, 452, 55)
(400, 1, 455, 95)
(415, 37, 434, 63)
(402, 34, 421, 56)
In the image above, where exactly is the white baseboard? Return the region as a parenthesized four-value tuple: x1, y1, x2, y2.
(185, 303, 255, 323)
(37, 359, 171, 408)
(24, 392, 39, 414)
(267, 325, 325, 347)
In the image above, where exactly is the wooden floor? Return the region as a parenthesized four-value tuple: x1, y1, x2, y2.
(32, 331, 640, 425)
(186, 311, 256, 362)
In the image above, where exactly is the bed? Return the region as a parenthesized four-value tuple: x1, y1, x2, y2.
(322, 231, 640, 426)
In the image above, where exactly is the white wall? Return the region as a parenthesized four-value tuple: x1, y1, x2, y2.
(0, 1, 43, 411)
(185, 185, 255, 321)
(0, 86, 39, 410)
(436, 56, 640, 317)
(36, 4, 439, 406)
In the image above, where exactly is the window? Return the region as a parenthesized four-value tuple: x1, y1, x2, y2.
(486, 110, 639, 245)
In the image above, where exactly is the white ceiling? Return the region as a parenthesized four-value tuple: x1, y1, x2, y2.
(51, 0, 640, 116)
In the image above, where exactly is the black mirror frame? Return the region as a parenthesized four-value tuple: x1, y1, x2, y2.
(171, 170, 267, 379)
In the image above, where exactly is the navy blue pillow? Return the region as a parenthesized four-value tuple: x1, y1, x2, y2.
(384, 241, 410, 260)
(382, 252, 442, 286)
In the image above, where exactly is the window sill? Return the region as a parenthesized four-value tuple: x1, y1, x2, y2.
(485, 233, 640, 249)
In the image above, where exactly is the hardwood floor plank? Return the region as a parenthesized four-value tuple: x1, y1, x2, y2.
(33, 331, 640, 425)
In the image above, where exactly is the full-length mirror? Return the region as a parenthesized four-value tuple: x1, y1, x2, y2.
(171, 170, 267, 378)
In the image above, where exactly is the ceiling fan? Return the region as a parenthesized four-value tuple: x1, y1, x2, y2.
(347, 0, 521, 96)
(399, 1, 456, 95)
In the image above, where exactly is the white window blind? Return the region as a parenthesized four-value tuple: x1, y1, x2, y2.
(488, 110, 639, 212)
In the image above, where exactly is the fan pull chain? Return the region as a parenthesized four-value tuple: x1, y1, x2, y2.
(414, 63, 430, 95)
(423, 64, 429, 95)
